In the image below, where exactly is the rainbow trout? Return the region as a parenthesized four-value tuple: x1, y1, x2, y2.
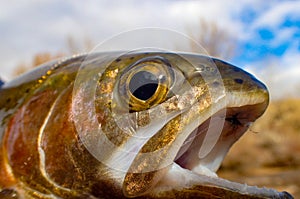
(0, 52, 293, 198)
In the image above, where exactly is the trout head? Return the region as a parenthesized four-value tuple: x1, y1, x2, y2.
(72, 52, 275, 198)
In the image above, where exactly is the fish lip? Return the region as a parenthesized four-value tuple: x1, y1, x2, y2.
(173, 102, 268, 177)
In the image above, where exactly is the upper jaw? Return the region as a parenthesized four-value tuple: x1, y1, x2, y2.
(173, 87, 269, 174)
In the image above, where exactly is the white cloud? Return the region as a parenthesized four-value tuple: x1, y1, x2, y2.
(0, 0, 299, 102)
(252, 1, 300, 29)
(270, 27, 298, 47)
(0, 0, 245, 80)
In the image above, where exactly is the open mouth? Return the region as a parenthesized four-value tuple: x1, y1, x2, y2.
(151, 102, 295, 198)
(174, 103, 266, 177)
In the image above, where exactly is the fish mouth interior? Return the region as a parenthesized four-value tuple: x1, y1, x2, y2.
(174, 102, 267, 177)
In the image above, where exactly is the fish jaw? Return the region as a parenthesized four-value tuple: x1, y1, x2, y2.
(127, 91, 293, 199)
(144, 69, 290, 199)
(145, 94, 293, 198)
(146, 75, 272, 197)
(151, 163, 293, 199)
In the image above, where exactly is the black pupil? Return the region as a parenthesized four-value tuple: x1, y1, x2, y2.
(129, 71, 159, 101)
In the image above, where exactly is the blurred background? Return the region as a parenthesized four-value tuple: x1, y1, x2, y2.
(0, 0, 299, 197)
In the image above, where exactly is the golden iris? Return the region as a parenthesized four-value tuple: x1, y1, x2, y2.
(118, 56, 174, 112)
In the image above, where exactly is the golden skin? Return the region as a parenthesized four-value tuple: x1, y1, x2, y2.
(0, 52, 293, 198)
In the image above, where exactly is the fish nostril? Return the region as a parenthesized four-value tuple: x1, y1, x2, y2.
(234, 78, 244, 84)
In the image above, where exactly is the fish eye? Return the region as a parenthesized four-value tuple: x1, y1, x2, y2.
(129, 71, 159, 101)
(118, 56, 174, 112)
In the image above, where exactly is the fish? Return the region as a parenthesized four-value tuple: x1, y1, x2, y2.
(0, 51, 294, 199)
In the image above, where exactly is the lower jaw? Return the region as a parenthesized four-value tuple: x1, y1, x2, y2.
(151, 162, 290, 199)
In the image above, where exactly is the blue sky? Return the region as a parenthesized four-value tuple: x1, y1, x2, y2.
(236, 7, 300, 64)
(0, 0, 299, 99)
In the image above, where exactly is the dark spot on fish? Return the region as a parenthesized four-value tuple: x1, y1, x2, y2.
(234, 78, 244, 84)
(115, 58, 121, 62)
(6, 98, 11, 103)
(130, 57, 134, 60)
(25, 88, 30, 93)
